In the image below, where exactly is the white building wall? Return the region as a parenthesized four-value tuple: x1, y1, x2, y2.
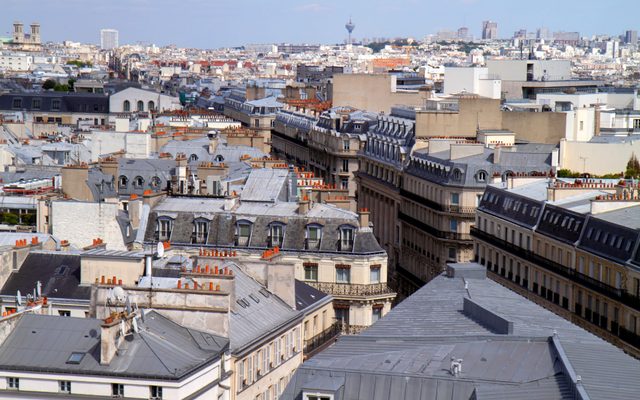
(109, 87, 181, 114)
(51, 200, 126, 250)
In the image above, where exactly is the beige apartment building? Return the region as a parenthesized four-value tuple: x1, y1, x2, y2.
(474, 180, 640, 357)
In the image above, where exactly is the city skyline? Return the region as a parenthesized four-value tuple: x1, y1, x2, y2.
(1, 0, 639, 48)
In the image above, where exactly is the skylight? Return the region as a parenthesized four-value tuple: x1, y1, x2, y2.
(66, 352, 85, 364)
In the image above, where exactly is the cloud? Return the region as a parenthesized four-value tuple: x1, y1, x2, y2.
(295, 3, 332, 13)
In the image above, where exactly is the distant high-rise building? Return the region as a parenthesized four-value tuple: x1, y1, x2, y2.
(482, 20, 498, 40)
(513, 29, 527, 39)
(100, 29, 119, 50)
(536, 27, 551, 41)
(457, 27, 470, 41)
(625, 30, 638, 45)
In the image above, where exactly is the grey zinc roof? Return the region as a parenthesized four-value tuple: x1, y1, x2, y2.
(0, 311, 227, 380)
(227, 262, 301, 352)
(240, 168, 289, 202)
(282, 263, 640, 400)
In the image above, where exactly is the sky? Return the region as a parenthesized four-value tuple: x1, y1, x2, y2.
(1, 0, 639, 49)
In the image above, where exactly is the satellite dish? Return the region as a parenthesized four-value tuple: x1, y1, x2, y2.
(16, 290, 22, 306)
(156, 241, 164, 258)
(112, 286, 126, 303)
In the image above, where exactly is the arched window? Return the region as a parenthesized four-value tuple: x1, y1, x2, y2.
(476, 170, 488, 182)
(137, 100, 144, 112)
(215, 155, 224, 162)
(452, 168, 462, 181)
(150, 176, 161, 188)
(133, 176, 144, 188)
(118, 175, 128, 189)
(148, 101, 155, 112)
(189, 154, 199, 162)
(123, 100, 130, 112)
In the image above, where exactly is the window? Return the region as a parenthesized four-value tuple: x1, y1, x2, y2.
(372, 306, 383, 323)
(189, 153, 198, 162)
(370, 265, 381, 283)
(112, 383, 124, 397)
(301, 261, 318, 281)
(334, 307, 349, 325)
(269, 223, 285, 247)
(304, 393, 333, 400)
(336, 266, 351, 283)
(59, 381, 71, 394)
(58, 310, 70, 317)
(118, 175, 128, 189)
(476, 170, 487, 182)
(238, 359, 245, 389)
(133, 176, 144, 188)
(193, 219, 209, 244)
(137, 100, 144, 112)
(339, 226, 355, 251)
(452, 169, 462, 181)
(157, 218, 173, 241)
(342, 159, 349, 172)
(150, 386, 163, 399)
(150, 176, 161, 188)
(450, 219, 458, 232)
(123, 100, 131, 112)
(51, 99, 61, 111)
(306, 225, 322, 249)
(343, 139, 350, 151)
(450, 193, 459, 205)
(340, 177, 349, 190)
(448, 247, 456, 261)
(12, 98, 22, 109)
(237, 222, 252, 246)
(148, 101, 156, 112)
(634, 119, 640, 130)
(66, 352, 85, 364)
(32, 98, 41, 110)
(7, 377, 19, 390)
(254, 118, 260, 127)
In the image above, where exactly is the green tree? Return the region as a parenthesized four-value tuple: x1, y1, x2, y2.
(42, 79, 57, 90)
(1, 213, 19, 225)
(625, 153, 640, 178)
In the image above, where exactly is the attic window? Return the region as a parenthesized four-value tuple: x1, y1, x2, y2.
(259, 288, 271, 298)
(66, 352, 85, 364)
(249, 294, 260, 304)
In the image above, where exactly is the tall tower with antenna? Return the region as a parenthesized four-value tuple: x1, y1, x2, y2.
(345, 17, 355, 45)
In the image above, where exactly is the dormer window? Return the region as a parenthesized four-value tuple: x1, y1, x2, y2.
(118, 175, 128, 189)
(189, 154, 198, 162)
(133, 176, 144, 188)
(476, 170, 487, 182)
(150, 176, 161, 188)
(338, 226, 355, 251)
(305, 224, 322, 250)
(156, 217, 173, 241)
(268, 223, 285, 248)
(236, 221, 252, 246)
(192, 218, 209, 244)
(452, 168, 462, 181)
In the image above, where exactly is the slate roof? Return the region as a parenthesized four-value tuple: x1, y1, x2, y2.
(282, 263, 640, 400)
(0, 311, 227, 380)
(226, 262, 301, 353)
(116, 158, 175, 196)
(0, 92, 109, 113)
(294, 280, 329, 312)
(0, 252, 90, 300)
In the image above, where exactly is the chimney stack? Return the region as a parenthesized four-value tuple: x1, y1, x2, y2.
(358, 208, 371, 230)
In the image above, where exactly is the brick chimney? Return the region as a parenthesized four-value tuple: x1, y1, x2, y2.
(100, 313, 134, 365)
(358, 208, 371, 230)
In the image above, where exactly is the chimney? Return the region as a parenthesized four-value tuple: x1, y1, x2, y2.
(100, 313, 134, 365)
(224, 193, 239, 211)
(208, 131, 219, 154)
(298, 192, 310, 214)
(358, 208, 371, 230)
(128, 194, 141, 229)
(145, 253, 152, 277)
(267, 261, 296, 309)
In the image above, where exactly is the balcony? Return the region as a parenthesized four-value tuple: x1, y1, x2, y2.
(303, 321, 341, 357)
(340, 323, 369, 335)
(471, 227, 640, 312)
(399, 212, 472, 242)
(307, 282, 395, 298)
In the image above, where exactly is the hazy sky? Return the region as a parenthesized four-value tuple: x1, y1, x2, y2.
(1, 0, 638, 48)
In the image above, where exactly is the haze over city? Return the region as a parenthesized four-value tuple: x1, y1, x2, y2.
(1, 0, 639, 47)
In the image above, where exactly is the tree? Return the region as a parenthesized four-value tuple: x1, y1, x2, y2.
(42, 79, 57, 90)
(625, 153, 640, 178)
